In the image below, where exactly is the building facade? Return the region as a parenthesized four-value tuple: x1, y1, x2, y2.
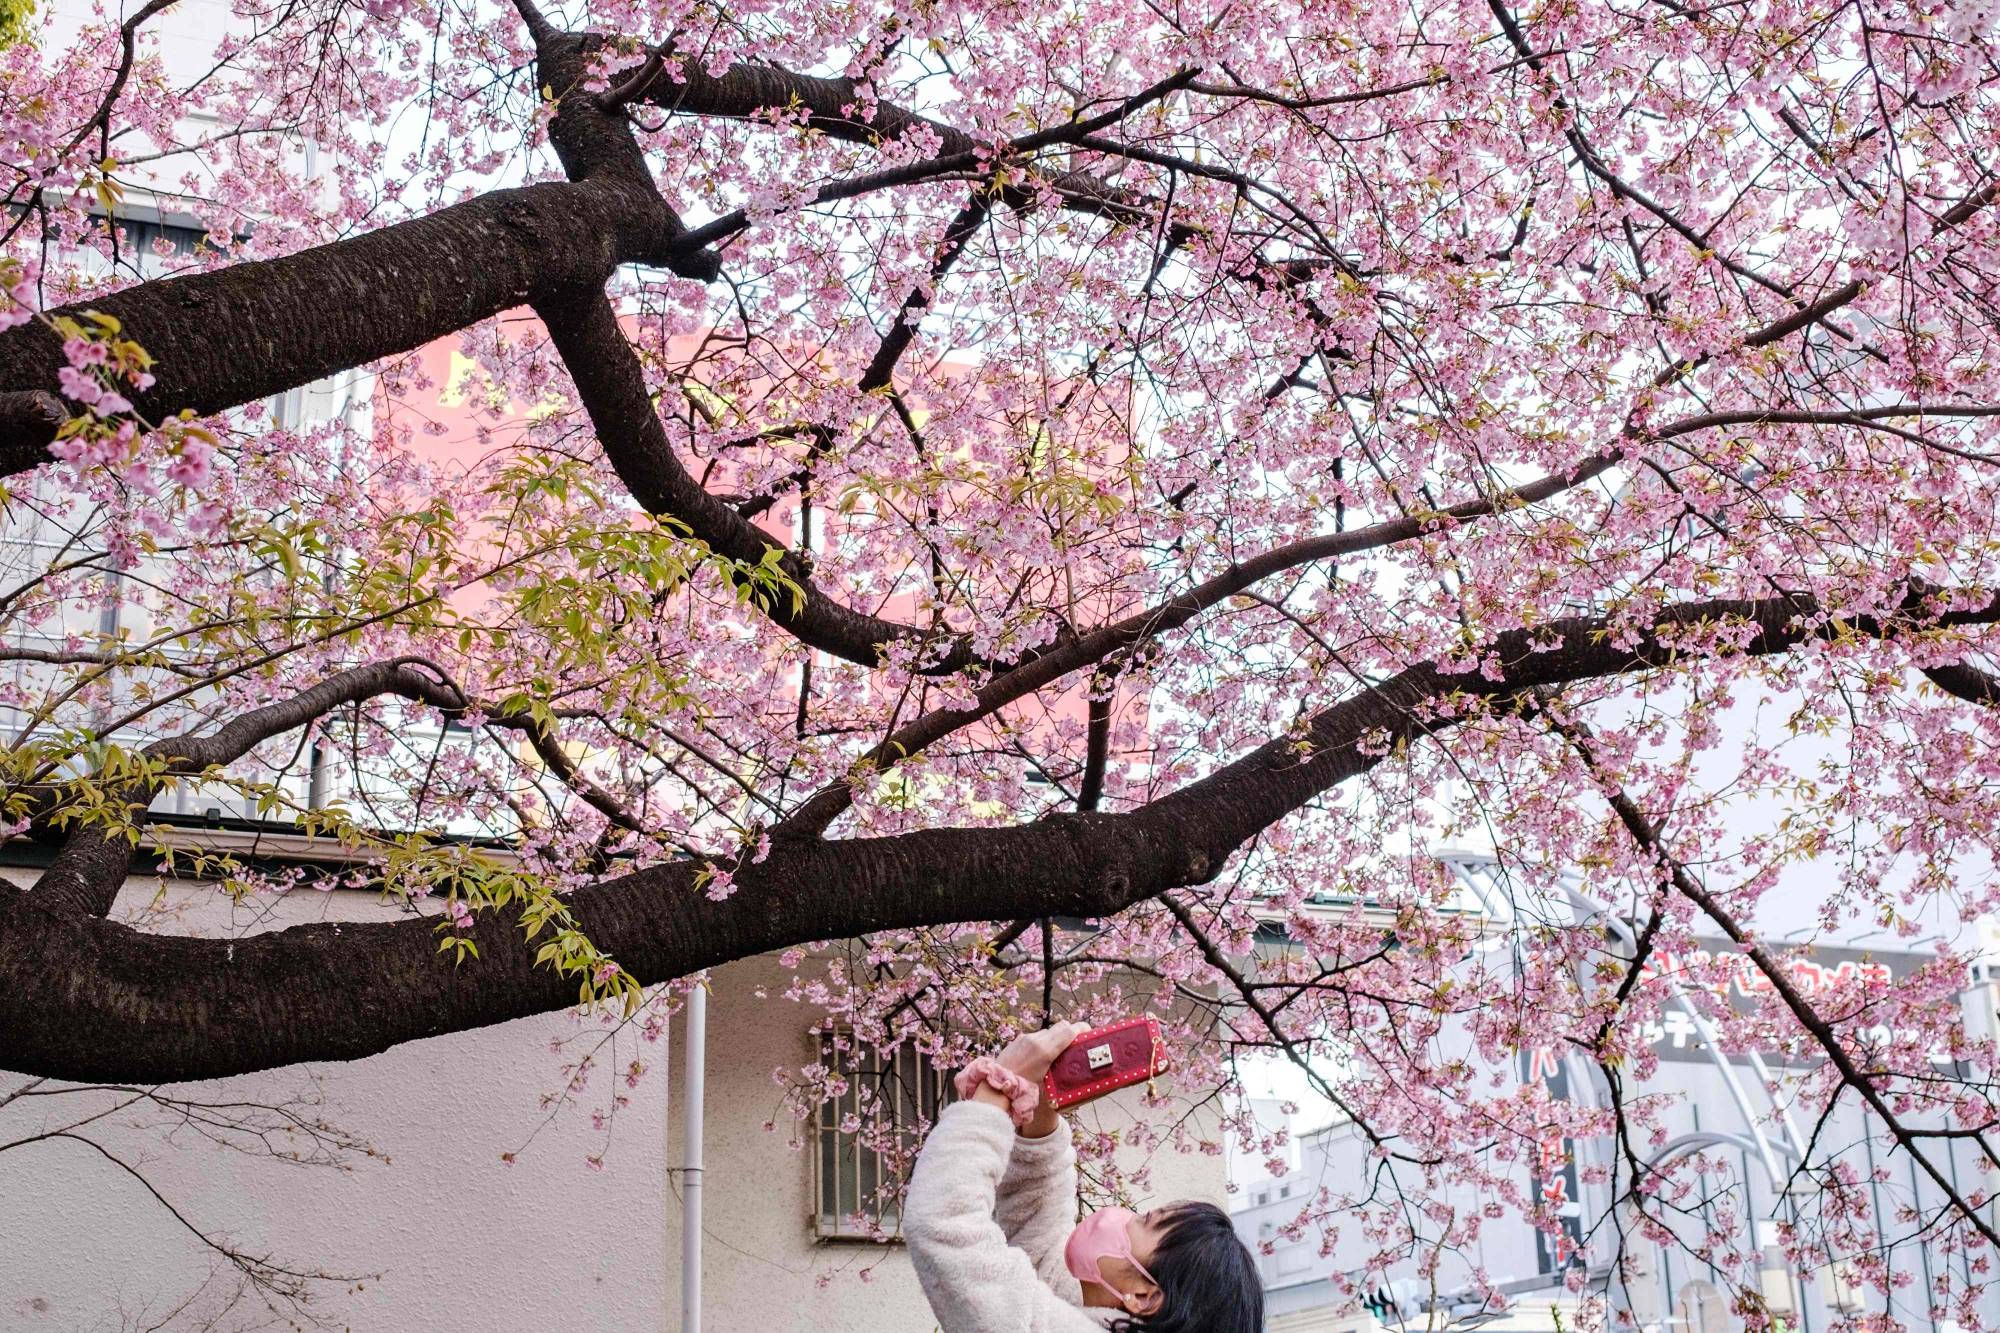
(1232, 853, 2000, 1333)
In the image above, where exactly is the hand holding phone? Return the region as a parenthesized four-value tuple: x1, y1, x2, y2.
(1042, 1017, 1169, 1110)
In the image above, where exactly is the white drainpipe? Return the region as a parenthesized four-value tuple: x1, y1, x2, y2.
(681, 981, 706, 1333)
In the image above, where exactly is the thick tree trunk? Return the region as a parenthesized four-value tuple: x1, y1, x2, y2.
(0, 176, 712, 473)
(0, 809, 1206, 1083)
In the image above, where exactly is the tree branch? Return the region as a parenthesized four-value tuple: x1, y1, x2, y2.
(53, 0, 184, 171)
(735, 186, 995, 521)
(0, 390, 66, 473)
(32, 659, 470, 916)
(1161, 893, 1412, 1155)
(1569, 710, 2000, 1253)
(533, 287, 975, 672)
(7, 582, 1992, 1082)
(780, 446, 1624, 833)
(0, 177, 717, 470)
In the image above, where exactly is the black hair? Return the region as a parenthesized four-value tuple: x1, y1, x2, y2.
(1109, 1201, 1264, 1333)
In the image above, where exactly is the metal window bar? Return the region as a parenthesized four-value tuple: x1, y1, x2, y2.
(814, 1034, 952, 1240)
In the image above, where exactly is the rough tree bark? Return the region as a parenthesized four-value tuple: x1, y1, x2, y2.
(0, 176, 718, 467)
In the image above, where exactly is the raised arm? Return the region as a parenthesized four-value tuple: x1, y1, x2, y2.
(903, 1100, 1101, 1333)
(996, 1113, 1082, 1289)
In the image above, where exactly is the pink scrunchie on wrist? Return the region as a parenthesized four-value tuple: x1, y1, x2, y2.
(953, 1056, 1041, 1127)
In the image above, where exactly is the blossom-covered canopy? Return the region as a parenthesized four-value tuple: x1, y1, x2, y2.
(4, 0, 2000, 1320)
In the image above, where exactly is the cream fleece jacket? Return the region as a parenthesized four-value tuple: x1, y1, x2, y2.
(904, 1100, 1124, 1332)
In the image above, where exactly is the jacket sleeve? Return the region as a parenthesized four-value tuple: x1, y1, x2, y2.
(995, 1122, 1080, 1290)
(903, 1100, 1101, 1333)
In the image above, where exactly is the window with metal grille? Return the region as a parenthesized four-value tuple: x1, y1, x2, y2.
(812, 1034, 953, 1240)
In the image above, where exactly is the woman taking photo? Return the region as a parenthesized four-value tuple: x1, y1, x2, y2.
(904, 1022, 1264, 1333)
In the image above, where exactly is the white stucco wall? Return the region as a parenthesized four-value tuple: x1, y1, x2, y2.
(0, 874, 670, 1332)
(2, 873, 1225, 1332)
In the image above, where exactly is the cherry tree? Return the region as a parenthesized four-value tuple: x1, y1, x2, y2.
(5, 0, 2000, 1322)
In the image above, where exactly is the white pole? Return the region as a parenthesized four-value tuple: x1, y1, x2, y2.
(681, 981, 706, 1333)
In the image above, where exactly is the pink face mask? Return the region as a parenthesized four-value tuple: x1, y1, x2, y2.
(1064, 1207, 1157, 1295)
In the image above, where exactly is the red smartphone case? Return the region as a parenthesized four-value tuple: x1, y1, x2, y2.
(1043, 1017, 1169, 1110)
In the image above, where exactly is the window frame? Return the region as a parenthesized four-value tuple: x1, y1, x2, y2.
(809, 1029, 954, 1243)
